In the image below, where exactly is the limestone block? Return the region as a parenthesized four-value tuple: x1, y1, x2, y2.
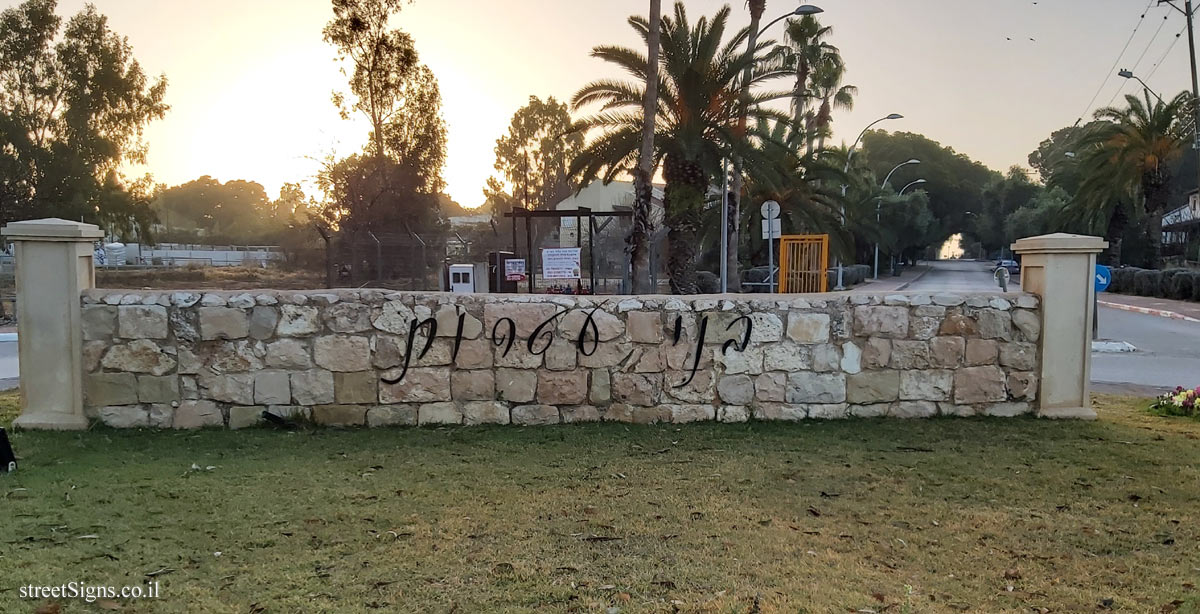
(849, 404, 891, 418)
(82, 305, 117, 340)
(717, 405, 750, 423)
(713, 344, 763, 375)
(324, 302, 372, 333)
(748, 312, 783, 342)
(496, 369, 537, 403)
(419, 402, 462, 425)
(537, 370, 588, 405)
(559, 308, 624, 342)
(252, 371, 291, 405)
(840, 341, 862, 374)
(909, 315, 941, 340)
(314, 335, 371, 372)
(207, 340, 265, 372)
(889, 340, 930, 369)
(202, 373, 255, 405)
(114, 305, 169, 340)
(965, 339, 998, 366)
(786, 372, 847, 404)
(170, 309, 200, 343)
(378, 368, 450, 403)
(939, 314, 977, 336)
(433, 305, 483, 339)
(277, 305, 321, 336)
(148, 404, 173, 428)
(602, 403, 669, 424)
(862, 337, 891, 369)
(463, 401, 510, 425)
(198, 306, 249, 341)
(98, 405, 149, 428)
(561, 405, 602, 423)
(786, 312, 830, 343)
(938, 403, 977, 417)
(982, 402, 1031, 417)
(753, 403, 808, 421)
(929, 337, 965, 368)
(663, 369, 715, 404)
(171, 292, 201, 307)
(891, 401, 938, 418)
(484, 303, 558, 338)
(975, 309, 1012, 340)
(763, 342, 811, 372)
(512, 404, 560, 426)
(85, 372, 138, 406)
(612, 372, 662, 406)
(367, 405, 418, 427)
(627, 311, 663, 343)
(852, 306, 909, 338)
(451, 337, 493, 370)
(806, 403, 850, 420)
(137, 375, 180, 403)
(665, 404, 716, 423)
(249, 306, 280, 340)
(589, 369, 611, 404)
(899, 370, 953, 401)
(229, 406, 266, 429)
(312, 405, 367, 426)
(228, 294, 255, 309)
(101, 339, 176, 376)
(1012, 308, 1041, 342)
(372, 301, 415, 334)
(82, 341, 106, 373)
(811, 344, 841, 372)
(577, 340, 633, 369)
(180, 376, 199, 400)
(1007, 372, 1038, 401)
(266, 338, 312, 369)
(998, 342, 1038, 371)
(452, 370, 495, 401)
(846, 371, 899, 404)
(631, 346, 665, 373)
(755, 372, 786, 402)
(544, 340, 578, 371)
(953, 366, 1007, 404)
(717, 374, 754, 405)
(290, 369, 336, 405)
(334, 371, 377, 404)
(173, 400, 223, 429)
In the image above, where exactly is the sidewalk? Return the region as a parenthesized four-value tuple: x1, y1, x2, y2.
(844, 264, 930, 293)
(1098, 293, 1200, 323)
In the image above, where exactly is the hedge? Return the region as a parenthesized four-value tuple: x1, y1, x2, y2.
(1105, 266, 1200, 304)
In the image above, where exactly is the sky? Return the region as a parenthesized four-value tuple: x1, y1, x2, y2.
(14, 0, 1199, 208)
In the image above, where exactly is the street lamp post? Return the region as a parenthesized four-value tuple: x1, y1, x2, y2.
(1159, 0, 1200, 196)
(1117, 68, 1164, 104)
(873, 159, 920, 279)
(836, 113, 904, 290)
(886, 179, 927, 275)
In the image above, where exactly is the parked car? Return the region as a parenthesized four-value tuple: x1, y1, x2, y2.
(994, 259, 1020, 276)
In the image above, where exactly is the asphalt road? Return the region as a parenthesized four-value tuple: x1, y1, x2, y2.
(913, 260, 1200, 393)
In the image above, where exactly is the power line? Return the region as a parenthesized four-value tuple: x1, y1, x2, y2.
(1145, 24, 1188, 81)
(1075, 0, 1155, 125)
(1105, 12, 1171, 108)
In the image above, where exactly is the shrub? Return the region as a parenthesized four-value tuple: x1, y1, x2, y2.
(1162, 269, 1189, 299)
(1134, 270, 1162, 296)
(1112, 267, 1140, 294)
(696, 270, 720, 294)
(1172, 271, 1196, 301)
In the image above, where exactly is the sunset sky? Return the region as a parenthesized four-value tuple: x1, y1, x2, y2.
(18, 0, 1198, 208)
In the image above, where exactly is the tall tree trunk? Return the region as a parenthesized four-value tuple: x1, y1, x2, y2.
(729, 1, 765, 293)
(663, 154, 704, 294)
(631, 0, 661, 295)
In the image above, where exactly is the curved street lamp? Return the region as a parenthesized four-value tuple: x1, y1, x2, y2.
(1118, 68, 1164, 104)
(899, 178, 927, 195)
(834, 113, 903, 290)
(761, 4, 825, 35)
(875, 159, 921, 279)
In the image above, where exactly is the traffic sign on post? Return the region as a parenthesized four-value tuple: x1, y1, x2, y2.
(1094, 264, 1111, 293)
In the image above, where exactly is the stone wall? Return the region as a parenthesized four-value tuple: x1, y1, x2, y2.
(79, 289, 1041, 429)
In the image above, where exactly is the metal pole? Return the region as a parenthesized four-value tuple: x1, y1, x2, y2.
(873, 202, 880, 279)
(768, 231, 775, 293)
(720, 158, 729, 293)
(525, 213, 534, 294)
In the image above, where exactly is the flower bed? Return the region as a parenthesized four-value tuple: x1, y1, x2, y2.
(1149, 386, 1200, 418)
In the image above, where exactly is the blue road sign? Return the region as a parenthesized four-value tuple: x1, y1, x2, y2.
(1095, 264, 1112, 293)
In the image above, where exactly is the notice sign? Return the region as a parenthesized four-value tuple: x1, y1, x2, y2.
(505, 259, 527, 281)
(542, 248, 582, 279)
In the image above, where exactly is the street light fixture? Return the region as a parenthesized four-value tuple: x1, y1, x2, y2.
(874, 159, 921, 279)
(761, 4, 825, 34)
(835, 113, 904, 290)
(1117, 68, 1164, 104)
(899, 179, 927, 195)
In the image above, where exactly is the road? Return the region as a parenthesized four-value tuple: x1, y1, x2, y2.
(913, 260, 1200, 393)
(0, 340, 15, 391)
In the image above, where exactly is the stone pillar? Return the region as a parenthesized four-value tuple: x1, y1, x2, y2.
(1011, 233, 1108, 419)
(1, 218, 105, 430)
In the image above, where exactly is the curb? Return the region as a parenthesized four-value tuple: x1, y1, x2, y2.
(0, 333, 15, 342)
(894, 265, 931, 291)
(1098, 300, 1200, 324)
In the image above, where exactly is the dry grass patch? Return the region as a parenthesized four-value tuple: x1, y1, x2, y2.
(96, 266, 324, 291)
(1, 395, 1199, 613)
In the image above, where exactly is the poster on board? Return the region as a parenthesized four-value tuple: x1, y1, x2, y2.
(504, 259, 526, 281)
(542, 248, 582, 279)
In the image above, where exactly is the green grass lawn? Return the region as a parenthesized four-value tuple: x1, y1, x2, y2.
(1, 391, 1199, 613)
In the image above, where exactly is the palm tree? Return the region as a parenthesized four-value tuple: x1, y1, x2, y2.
(725, 0, 768, 293)
(1067, 90, 1191, 265)
(810, 55, 856, 151)
(631, 0, 662, 294)
(779, 15, 840, 140)
(570, 2, 790, 294)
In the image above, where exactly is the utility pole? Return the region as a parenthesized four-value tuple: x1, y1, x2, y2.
(1161, 0, 1200, 191)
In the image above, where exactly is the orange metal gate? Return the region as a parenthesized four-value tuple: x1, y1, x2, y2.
(778, 234, 829, 293)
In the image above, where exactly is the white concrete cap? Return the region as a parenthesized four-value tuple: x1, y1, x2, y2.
(2, 218, 105, 241)
(1011, 233, 1108, 255)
